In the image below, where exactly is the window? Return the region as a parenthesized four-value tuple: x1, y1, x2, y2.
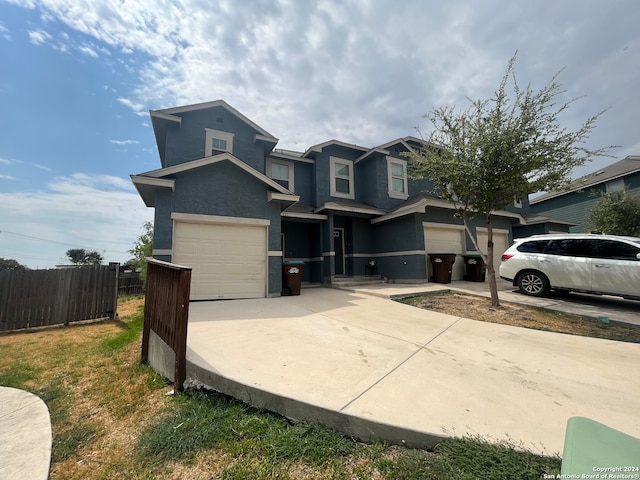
(330, 157, 354, 199)
(544, 239, 596, 257)
(267, 159, 294, 191)
(596, 240, 640, 261)
(517, 240, 549, 253)
(605, 178, 625, 193)
(513, 197, 523, 209)
(205, 128, 234, 156)
(387, 157, 408, 199)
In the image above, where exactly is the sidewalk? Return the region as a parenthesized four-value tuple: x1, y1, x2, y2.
(332, 279, 640, 325)
(0, 387, 52, 480)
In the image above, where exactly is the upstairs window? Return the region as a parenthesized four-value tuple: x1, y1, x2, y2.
(606, 178, 625, 193)
(267, 159, 294, 191)
(330, 157, 354, 199)
(387, 157, 408, 199)
(205, 128, 234, 156)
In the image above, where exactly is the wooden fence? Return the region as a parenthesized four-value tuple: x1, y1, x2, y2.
(118, 271, 144, 296)
(0, 263, 119, 332)
(141, 258, 191, 392)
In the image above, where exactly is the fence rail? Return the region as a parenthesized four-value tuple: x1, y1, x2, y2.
(141, 258, 191, 392)
(118, 272, 144, 296)
(0, 263, 119, 332)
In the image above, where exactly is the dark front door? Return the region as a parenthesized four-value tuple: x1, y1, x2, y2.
(334, 228, 345, 275)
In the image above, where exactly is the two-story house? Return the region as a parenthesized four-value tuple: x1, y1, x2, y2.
(132, 100, 553, 300)
(529, 155, 640, 233)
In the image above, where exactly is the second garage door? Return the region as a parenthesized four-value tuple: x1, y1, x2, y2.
(173, 221, 267, 300)
(477, 228, 509, 274)
(423, 224, 465, 281)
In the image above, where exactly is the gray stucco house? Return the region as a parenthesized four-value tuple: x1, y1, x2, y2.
(529, 155, 640, 233)
(132, 100, 552, 300)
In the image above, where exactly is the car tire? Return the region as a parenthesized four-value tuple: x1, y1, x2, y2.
(517, 271, 550, 297)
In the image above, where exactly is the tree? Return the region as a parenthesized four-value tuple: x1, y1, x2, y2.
(586, 191, 640, 236)
(128, 221, 153, 284)
(66, 248, 104, 265)
(406, 53, 610, 307)
(0, 257, 28, 271)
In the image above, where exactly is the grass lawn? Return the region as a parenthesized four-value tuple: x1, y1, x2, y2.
(0, 296, 562, 479)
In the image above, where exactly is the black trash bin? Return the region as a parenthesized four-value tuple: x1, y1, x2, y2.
(282, 260, 305, 296)
(463, 254, 486, 282)
(428, 253, 456, 284)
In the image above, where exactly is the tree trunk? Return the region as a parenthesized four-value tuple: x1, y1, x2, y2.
(486, 213, 500, 307)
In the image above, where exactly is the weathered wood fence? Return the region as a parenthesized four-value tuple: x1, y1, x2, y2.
(118, 271, 144, 296)
(141, 258, 191, 392)
(0, 263, 119, 332)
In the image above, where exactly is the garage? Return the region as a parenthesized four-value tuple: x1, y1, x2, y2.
(476, 228, 509, 274)
(173, 220, 267, 300)
(423, 223, 465, 281)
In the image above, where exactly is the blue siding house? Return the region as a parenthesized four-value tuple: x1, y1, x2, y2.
(530, 156, 640, 233)
(132, 100, 556, 300)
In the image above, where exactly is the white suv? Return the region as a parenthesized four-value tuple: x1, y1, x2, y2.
(499, 234, 640, 299)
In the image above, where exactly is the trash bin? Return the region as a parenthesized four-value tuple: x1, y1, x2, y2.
(428, 254, 456, 284)
(463, 254, 486, 282)
(282, 260, 305, 296)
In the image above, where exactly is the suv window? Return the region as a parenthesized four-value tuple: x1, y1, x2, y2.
(544, 239, 596, 257)
(596, 240, 640, 261)
(516, 240, 549, 253)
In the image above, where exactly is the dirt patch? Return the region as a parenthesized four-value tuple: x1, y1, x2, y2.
(401, 292, 640, 343)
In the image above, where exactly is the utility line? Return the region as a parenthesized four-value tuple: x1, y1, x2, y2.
(0, 230, 130, 255)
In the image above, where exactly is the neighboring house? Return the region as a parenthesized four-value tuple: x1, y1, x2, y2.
(131, 100, 560, 300)
(529, 156, 640, 233)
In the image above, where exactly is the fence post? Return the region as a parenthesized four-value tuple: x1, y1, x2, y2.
(109, 263, 119, 320)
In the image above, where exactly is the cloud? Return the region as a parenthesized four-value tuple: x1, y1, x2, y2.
(28, 28, 51, 45)
(0, 174, 16, 180)
(0, 173, 153, 268)
(78, 44, 98, 58)
(0, 22, 10, 41)
(111, 139, 140, 145)
(117, 97, 146, 116)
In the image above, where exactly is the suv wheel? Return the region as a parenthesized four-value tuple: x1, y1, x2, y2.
(517, 271, 550, 297)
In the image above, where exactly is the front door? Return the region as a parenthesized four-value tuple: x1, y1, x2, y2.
(334, 228, 345, 275)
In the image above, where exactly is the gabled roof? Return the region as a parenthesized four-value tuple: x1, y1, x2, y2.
(314, 199, 386, 216)
(150, 100, 279, 166)
(303, 139, 369, 158)
(131, 152, 296, 207)
(531, 155, 640, 204)
(371, 194, 525, 224)
(376, 136, 422, 151)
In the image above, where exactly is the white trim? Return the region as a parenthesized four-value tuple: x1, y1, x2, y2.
(268, 251, 283, 257)
(329, 157, 355, 199)
(254, 133, 278, 144)
(171, 212, 271, 226)
(323, 251, 336, 257)
(355, 147, 389, 164)
(268, 192, 299, 202)
(267, 158, 295, 192)
(205, 128, 234, 155)
(304, 139, 368, 156)
(316, 202, 385, 216)
(386, 156, 409, 200)
(334, 227, 346, 274)
(285, 257, 323, 262)
(371, 198, 428, 224)
(150, 111, 181, 124)
(348, 250, 426, 258)
(270, 151, 315, 163)
(152, 249, 173, 256)
(475, 227, 510, 235)
(130, 175, 175, 190)
(282, 211, 328, 220)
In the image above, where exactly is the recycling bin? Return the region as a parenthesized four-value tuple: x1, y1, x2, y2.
(282, 260, 305, 296)
(463, 254, 486, 282)
(428, 253, 456, 284)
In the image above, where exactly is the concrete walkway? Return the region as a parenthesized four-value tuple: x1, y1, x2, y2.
(185, 286, 640, 455)
(0, 387, 52, 480)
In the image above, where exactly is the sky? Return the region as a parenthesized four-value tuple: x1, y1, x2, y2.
(1, 0, 639, 269)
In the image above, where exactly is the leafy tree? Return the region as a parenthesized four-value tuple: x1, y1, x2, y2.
(66, 248, 104, 265)
(406, 53, 610, 306)
(0, 257, 28, 271)
(586, 191, 640, 236)
(128, 221, 153, 284)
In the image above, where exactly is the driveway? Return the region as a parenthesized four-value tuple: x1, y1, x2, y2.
(185, 287, 640, 455)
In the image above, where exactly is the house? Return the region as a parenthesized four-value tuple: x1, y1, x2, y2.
(529, 156, 640, 232)
(131, 100, 559, 300)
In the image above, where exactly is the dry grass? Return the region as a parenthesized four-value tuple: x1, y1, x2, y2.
(401, 292, 640, 343)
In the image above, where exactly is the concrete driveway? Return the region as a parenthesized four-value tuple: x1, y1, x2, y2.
(185, 287, 640, 455)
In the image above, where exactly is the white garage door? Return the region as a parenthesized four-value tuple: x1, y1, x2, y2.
(173, 221, 266, 300)
(423, 224, 465, 281)
(477, 229, 509, 273)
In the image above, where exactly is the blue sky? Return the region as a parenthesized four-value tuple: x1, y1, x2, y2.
(1, 0, 639, 269)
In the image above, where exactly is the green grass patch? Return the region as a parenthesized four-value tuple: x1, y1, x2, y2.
(0, 359, 41, 388)
(52, 421, 99, 463)
(99, 307, 144, 352)
(137, 389, 355, 467)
